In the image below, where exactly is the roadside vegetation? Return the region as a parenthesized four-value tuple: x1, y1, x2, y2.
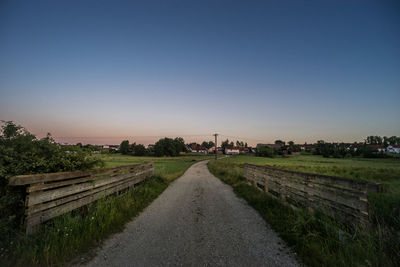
(208, 155, 400, 266)
(0, 121, 213, 266)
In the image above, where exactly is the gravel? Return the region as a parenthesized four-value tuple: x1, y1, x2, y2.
(83, 160, 299, 267)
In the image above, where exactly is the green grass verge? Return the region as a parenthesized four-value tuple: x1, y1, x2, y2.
(208, 157, 400, 267)
(1, 154, 211, 266)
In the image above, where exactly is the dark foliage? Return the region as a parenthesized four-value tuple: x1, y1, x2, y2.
(0, 121, 104, 244)
(154, 137, 186, 157)
(133, 144, 146, 156)
(119, 140, 130, 155)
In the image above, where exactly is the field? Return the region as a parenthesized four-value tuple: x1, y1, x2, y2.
(2, 153, 213, 266)
(219, 154, 400, 184)
(98, 153, 214, 181)
(208, 154, 400, 266)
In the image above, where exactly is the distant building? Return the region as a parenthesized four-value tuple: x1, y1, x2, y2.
(102, 145, 119, 150)
(224, 146, 242, 155)
(300, 143, 315, 152)
(367, 145, 386, 152)
(188, 145, 208, 154)
(386, 145, 400, 154)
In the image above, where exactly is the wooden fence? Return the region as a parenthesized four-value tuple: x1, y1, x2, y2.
(9, 162, 154, 234)
(244, 164, 384, 226)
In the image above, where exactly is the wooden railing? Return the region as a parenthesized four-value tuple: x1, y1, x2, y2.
(244, 164, 384, 226)
(9, 162, 154, 234)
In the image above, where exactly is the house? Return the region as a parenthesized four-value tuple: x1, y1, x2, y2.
(300, 143, 315, 152)
(349, 143, 364, 152)
(386, 145, 400, 154)
(367, 145, 386, 152)
(189, 145, 208, 154)
(102, 145, 119, 150)
(224, 146, 241, 155)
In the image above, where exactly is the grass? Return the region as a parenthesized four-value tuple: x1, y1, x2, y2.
(1, 153, 212, 266)
(98, 153, 214, 181)
(208, 155, 400, 266)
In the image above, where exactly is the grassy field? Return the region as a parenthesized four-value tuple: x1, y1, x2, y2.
(219, 154, 400, 184)
(2, 153, 212, 266)
(208, 155, 400, 266)
(97, 153, 214, 181)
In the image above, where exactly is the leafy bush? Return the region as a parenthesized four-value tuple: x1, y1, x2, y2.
(133, 144, 146, 156)
(256, 145, 275, 157)
(0, 121, 104, 244)
(154, 137, 186, 157)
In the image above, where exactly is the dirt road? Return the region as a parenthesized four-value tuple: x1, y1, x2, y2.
(84, 160, 299, 266)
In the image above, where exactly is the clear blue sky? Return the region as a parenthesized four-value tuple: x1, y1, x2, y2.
(1, 0, 399, 145)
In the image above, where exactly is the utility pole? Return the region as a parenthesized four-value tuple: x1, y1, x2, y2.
(213, 133, 218, 160)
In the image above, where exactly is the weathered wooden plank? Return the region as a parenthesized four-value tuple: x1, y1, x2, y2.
(9, 163, 153, 185)
(26, 169, 153, 206)
(245, 164, 382, 193)
(26, 177, 143, 227)
(282, 185, 369, 223)
(25, 171, 149, 216)
(257, 172, 369, 212)
(244, 164, 373, 225)
(27, 175, 94, 192)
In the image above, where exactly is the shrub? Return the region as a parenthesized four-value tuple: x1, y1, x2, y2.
(256, 145, 275, 157)
(133, 144, 146, 156)
(0, 121, 104, 244)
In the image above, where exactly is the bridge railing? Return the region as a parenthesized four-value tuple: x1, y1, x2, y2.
(244, 163, 384, 226)
(9, 162, 154, 234)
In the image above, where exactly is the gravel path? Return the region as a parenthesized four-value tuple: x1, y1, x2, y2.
(83, 160, 299, 267)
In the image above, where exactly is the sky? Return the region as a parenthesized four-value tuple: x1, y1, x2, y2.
(1, 0, 399, 146)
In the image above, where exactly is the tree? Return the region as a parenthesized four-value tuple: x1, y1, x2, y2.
(154, 137, 186, 157)
(133, 144, 146, 156)
(274, 140, 285, 146)
(236, 140, 244, 147)
(201, 141, 215, 149)
(174, 137, 186, 153)
(119, 140, 130, 155)
(221, 139, 230, 152)
(256, 145, 275, 157)
(288, 141, 300, 153)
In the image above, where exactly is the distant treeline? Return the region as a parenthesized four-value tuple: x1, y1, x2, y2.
(118, 138, 216, 157)
(256, 137, 400, 158)
(118, 137, 187, 157)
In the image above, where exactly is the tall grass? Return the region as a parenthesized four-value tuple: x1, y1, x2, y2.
(208, 159, 399, 266)
(1, 154, 209, 266)
(1, 177, 168, 266)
